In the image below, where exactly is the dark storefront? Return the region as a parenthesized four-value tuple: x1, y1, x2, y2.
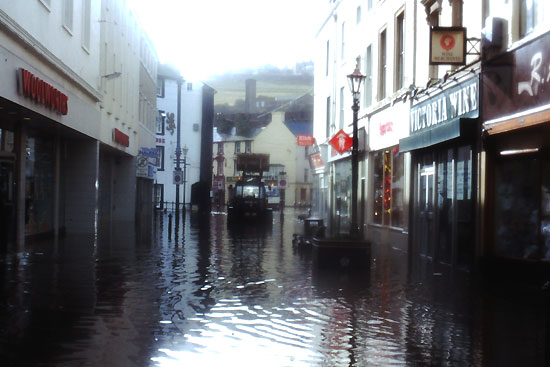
(482, 31, 550, 264)
(400, 73, 480, 270)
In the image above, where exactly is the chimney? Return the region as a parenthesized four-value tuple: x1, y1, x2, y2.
(245, 78, 257, 113)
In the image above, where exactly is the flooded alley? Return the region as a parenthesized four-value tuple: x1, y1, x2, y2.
(1, 209, 550, 366)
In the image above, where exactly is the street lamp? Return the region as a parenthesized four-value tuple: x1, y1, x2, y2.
(182, 145, 189, 211)
(175, 78, 183, 213)
(347, 58, 365, 238)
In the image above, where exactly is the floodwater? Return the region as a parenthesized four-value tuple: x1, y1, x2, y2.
(1, 208, 549, 366)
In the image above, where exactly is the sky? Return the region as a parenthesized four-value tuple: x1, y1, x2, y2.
(128, 0, 326, 81)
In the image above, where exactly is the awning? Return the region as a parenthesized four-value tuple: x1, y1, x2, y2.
(399, 118, 477, 152)
(482, 104, 550, 135)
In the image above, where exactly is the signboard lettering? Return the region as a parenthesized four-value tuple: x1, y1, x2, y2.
(410, 77, 478, 135)
(430, 27, 467, 65)
(297, 134, 314, 146)
(17, 68, 68, 115)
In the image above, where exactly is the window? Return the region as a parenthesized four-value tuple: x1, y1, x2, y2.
(187, 82, 193, 91)
(217, 161, 224, 176)
(326, 96, 331, 137)
(301, 188, 307, 202)
(156, 111, 165, 135)
(341, 22, 345, 60)
(356, 6, 362, 24)
(365, 45, 373, 107)
(154, 184, 164, 209)
(217, 143, 224, 154)
(245, 141, 251, 153)
(63, 0, 74, 33)
(339, 87, 345, 129)
(378, 28, 387, 101)
(156, 146, 165, 171)
(156, 78, 165, 98)
(372, 147, 404, 227)
(81, 0, 91, 50)
(304, 169, 309, 182)
(520, 0, 544, 38)
(395, 11, 405, 91)
(234, 142, 241, 153)
(326, 40, 330, 76)
(234, 159, 238, 176)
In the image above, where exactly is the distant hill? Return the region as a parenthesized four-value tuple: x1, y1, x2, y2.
(205, 63, 313, 110)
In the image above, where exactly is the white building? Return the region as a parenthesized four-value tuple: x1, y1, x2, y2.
(154, 64, 205, 210)
(313, 0, 482, 258)
(0, 0, 157, 247)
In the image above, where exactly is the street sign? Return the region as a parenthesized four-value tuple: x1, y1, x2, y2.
(329, 129, 353, 154)
(173, 170, 183, 185)
(430, 27, 466, 65)
(297, 134, 314, 146)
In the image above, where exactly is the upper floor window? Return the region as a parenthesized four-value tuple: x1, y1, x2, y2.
(157, 78, 165, 98)
(378, 28, 387, 101)
(520, 0, 544, 38)
(63, 0, 74, 33)
(217, 143, 224, 155)
(395, 11, 405, 91)
(217, 161, 224, 176)
(234, 142, 241, 153)
(365, 45, 373, 107)
(156, 146, 165, 171)
(326, 40, 330, 76)
(81, 0, 91, 50)
(245, 141, 251, 153)
(326, 96, 331, 137)
(156, 111, 166, 135)
(341, 22, 346, 60)
(187, 82, 193, 91)
(357, 6, 362, 24)
(339, 87, 345, 129)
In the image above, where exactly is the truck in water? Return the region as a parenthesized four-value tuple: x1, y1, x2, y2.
(227, 153, 273, 221)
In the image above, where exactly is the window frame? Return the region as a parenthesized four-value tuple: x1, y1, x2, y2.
(378, 27, 387, 101)
(395, 10, 405, 92)
(156, 145, 165, 171)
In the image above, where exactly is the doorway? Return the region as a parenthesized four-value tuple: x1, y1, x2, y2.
(418, 162, 435, 258)
(0, 158, 15, 247)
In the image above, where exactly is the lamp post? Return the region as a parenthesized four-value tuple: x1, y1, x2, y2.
(175, 78, 183, 213)
(347, 59, 366, 239)
(182, 145, 189, 211)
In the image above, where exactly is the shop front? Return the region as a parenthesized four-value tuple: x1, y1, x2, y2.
(367, 103, 409, 252)
(400, 73, 480, 270)
(482, 31, 550, 264)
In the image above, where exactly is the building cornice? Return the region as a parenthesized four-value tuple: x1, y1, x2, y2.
(0, 9, 103, 102)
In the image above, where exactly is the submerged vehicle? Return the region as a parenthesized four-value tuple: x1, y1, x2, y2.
(227, 153, 272, 221)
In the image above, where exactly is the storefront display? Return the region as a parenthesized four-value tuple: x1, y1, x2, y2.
(25, 134, 54, 235)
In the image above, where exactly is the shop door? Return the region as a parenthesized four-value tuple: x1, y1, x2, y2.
(0, 158, 15, 247)
(418, 164, 435, 258)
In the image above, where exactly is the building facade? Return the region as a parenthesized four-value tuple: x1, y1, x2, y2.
(0, 0, 157, 248)
(480, 0, 550, 266)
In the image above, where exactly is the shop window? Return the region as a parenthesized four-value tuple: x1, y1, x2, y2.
(25, 135, 54, 235)
(372, 146, 404, 227)
(334, 159, 352, 234)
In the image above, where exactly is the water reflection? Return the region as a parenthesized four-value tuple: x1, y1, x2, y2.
(1, 209, 550, 366)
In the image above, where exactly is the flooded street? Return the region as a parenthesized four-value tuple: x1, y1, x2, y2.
(1, 208, 550, 366)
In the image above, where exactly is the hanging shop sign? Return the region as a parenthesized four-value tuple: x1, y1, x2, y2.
(410, 76, 479, 135)
(17, 68, 69, 115)
(113, 128, 130, 147)
(308, 152, 324, 169)
(136, 147, 157, 179)
(483, 31, 550, 131)
(430, 27, 467, 65)
(297, 134, 315, 146)
(328, 129, 353, 154)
